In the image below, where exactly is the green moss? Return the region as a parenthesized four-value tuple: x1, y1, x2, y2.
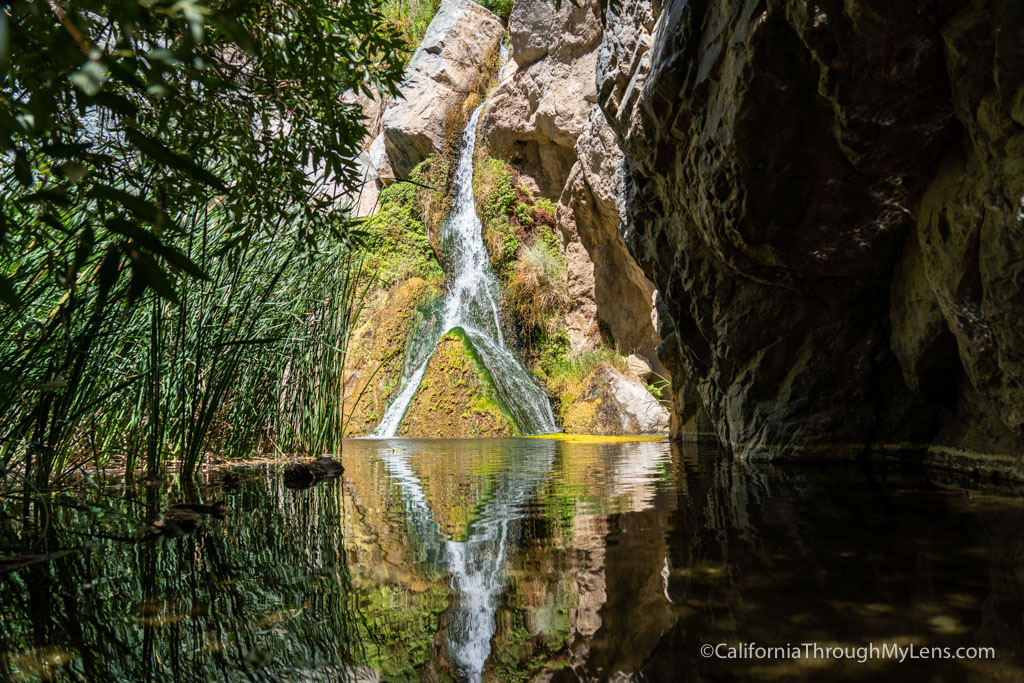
(447, 326, 518, 432)
(398, 328, 517, 437)
(473, 155, 567, 348)
(361, 171, 443, 287)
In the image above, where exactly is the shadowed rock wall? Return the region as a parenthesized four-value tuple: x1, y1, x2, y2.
(601, 0, 1024, 472)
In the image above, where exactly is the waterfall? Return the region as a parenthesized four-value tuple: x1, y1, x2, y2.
(374, 106, 557, 437)
(379, 442, 555, 682)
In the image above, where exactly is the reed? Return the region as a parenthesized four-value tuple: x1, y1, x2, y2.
(1, 0, 408, 489)
(0, 194, 369, 487)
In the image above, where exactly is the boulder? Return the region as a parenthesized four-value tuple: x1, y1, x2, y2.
(480, 0, 602, 196)
(562, 366, 669, 435)
(341, 88, 387, 147)
(398, 329, 516, 437)
(381, 0, 504, 178)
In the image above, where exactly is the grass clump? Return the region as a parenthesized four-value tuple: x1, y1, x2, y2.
(381, 0, 441, 68)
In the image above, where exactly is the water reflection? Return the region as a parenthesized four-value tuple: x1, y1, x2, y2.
(2, 438, 1024, 681)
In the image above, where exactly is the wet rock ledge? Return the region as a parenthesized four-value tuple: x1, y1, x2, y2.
(602, 0, 1024, 474)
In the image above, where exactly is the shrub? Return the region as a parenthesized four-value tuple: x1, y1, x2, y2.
(508, 238, 567, 335)
(360, 164, 444, 287)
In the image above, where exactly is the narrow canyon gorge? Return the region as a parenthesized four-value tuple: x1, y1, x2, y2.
(350, 0, 1024, 478)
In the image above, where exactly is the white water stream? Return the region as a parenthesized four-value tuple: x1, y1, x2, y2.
(379, 442, 555, 682)
(374, 106, 557, 437)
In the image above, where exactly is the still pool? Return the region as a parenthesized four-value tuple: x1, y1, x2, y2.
(2, 437, 1024, 681)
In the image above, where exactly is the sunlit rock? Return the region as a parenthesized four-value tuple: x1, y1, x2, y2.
(381, 0, 504, 178)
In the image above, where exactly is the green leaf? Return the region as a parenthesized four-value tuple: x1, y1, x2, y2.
(70, 60, 109, 97)
(96, 244, 122, 297)
(106, 218, 208, 281)
(0, 10, 8, 74)
(18, 189, 71, 206)
(34, 378, 69, 392)
(90, 93, 139, 119)
(90, 185, 176, 230)
(123, 243, 179, 304)
(123, 128, 226, 191)
(211, 14, 257, 55)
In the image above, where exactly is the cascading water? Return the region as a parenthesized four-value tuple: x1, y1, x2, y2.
(374, 106, 557, 437)
(379, 442, 555, 682)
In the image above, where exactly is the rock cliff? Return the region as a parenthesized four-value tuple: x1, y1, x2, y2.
(480, 0, 665, 376)
(381, 0, 505, 179)
(601, 0, 1024, 473)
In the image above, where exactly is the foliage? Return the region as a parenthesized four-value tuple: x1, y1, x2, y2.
(542, 346, 631, 421)
(381, 0, 441, 67)
(2, 0, 405, 306)
(361, 178, 443, 287)
(1, 215, 368, 485)
(1, 0, 408, 485)
(508, 237, 567, 334)
(479, 0, 516, 19)
(473, 156, 567, 347)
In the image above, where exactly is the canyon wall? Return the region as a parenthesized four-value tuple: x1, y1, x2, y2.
(480, 0, 665, 376)
(601, 0, 1024, 473)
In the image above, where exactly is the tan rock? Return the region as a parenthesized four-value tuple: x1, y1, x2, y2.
(480, 0, 666, 381)
(558, 107, 665, 376)
(562, 366, 668, 435)
(381, 0, 504, 178)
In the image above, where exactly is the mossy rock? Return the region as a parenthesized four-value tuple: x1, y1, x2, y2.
(343, 277, 437, 436)
(560, 367, 650, 436)
(398, 328, 515, 438)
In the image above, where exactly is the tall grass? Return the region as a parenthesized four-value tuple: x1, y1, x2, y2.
(0, 195, 368, 488)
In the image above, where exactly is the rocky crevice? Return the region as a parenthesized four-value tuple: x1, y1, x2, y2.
(480, 0, 666, 377)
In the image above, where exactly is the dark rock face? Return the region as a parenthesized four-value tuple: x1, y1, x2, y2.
(602, 0, 1024, 469)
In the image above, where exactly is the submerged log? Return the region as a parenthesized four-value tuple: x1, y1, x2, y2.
(0, 550, 76, 573)
(283, 457, 345, 490)
(148, 501, 228, 536)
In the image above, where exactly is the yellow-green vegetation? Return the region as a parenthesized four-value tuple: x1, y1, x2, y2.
(361, 160, 447, 287)
(472, 154, 652, 434)
(381, 0, 441, 67)
(343, 155, 455, 436)
(343, 278, 441, 435)
(542, 347, 629, 420)
(473, 155, 568, 347)
(399, 328, 517, 437)
(351, 579, 451, 681)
